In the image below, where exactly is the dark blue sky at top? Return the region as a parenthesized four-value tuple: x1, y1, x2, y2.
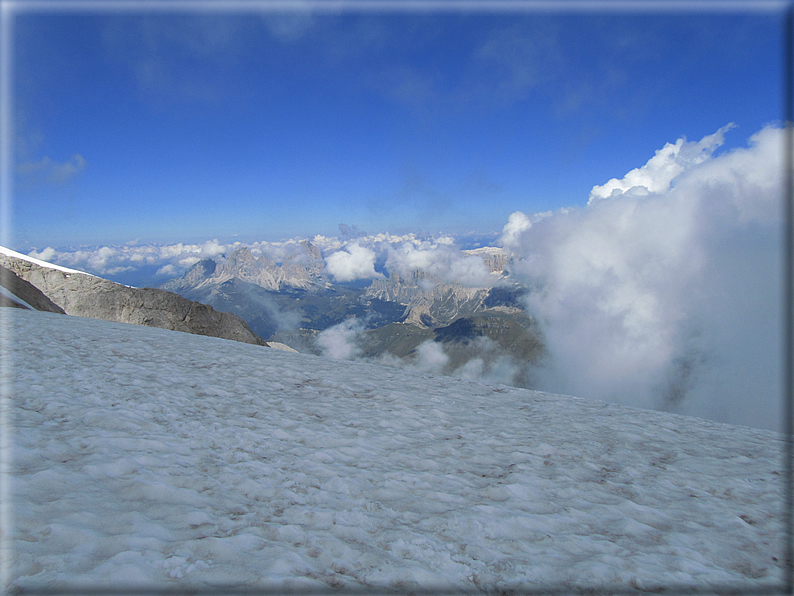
(10, 5, 783, 249)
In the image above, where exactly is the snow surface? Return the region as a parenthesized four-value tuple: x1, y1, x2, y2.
(2, 309, 787, 593)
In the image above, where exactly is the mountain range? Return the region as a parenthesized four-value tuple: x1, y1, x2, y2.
(159, 243, 544, 378)
(0, 241, 543, 385)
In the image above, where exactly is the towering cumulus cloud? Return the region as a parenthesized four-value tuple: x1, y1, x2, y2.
(504, 125, 783, 431)
(588, 124, 736, 202)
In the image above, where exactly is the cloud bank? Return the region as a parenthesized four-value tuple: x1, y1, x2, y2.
(503, 124, 783, 431)
(27, 238, 235, 280)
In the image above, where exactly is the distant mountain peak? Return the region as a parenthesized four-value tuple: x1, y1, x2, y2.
(163, 243, 329, 294)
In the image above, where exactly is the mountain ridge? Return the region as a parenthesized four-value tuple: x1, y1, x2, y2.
(162, 241, 328, 294)
(155, 244, 543, 377)
(0, 264, 66, 313)
(161, 244, 516, 330)
(0, 246, 268, 346)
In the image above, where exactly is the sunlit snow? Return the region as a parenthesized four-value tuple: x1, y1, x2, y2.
(2, 309, 785, 593)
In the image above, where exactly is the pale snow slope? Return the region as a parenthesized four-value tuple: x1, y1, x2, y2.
(2, 309, 786, 594)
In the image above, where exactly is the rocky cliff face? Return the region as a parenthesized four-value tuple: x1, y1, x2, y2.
(365, 270, 494, 328)
(174, 258, 217, 290)
(363, 248, 511, 328)
(0, 249, 266, 346)
(462, 247, 510, 274)
(0, 264, 65, 313)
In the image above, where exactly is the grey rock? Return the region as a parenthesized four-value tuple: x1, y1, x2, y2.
(366, 270, 492, 328)
(266, 341, 299, 353)
(300, 240, 322, 262)
(162, 243, 328, 294)
(0, 252, 266, 346)
(0, 264, 65, 313)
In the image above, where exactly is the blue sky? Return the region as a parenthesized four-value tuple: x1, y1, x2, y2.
(9, 2, 784, 250)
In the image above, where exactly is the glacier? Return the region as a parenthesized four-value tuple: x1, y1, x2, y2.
(1, 308, 786, 593)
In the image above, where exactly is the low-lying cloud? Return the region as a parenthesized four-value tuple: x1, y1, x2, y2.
(316, 320, 524, 388)
(315, 318, 366, 361)
(503, 124, 783, 431)
(27, 238, 237, 280)
(325, 243, 384, 283)
(384, 237, 495, 288)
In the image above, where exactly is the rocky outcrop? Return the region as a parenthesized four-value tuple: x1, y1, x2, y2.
(0, 265, 65, 313)
(300, 240, 322, 261)
(366, 270, 492, 328)
(163, 243, 328, 294)
(0, 250, 266, 346)
(174, 258, 217, 290)
(461, 247, 510, 274)
(266, 341, 299, 353)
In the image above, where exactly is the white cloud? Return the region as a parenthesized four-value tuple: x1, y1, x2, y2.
(311, 235, 343, 252)
(387, 241, 437, 273)
(384, 239, 494, 288)
(177, 256, 201, 268)
(88, 246, 117, 270)
(28, 247, 57, 262)
(315, 318, 364, 360)
(499, 211, 531, 249)
(446, 256, 493, 287)
(156, 264, 177, 276)
(588, 123, 735, 204)
(198, 239, 228, 258)
(325, 243, 383, 283)
(412, 340, 450, 374)
(21, 241, 235, 279)
(505, 124, 783, 431)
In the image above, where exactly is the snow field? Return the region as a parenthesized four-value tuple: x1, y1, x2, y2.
(3, 309, 786, 593)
